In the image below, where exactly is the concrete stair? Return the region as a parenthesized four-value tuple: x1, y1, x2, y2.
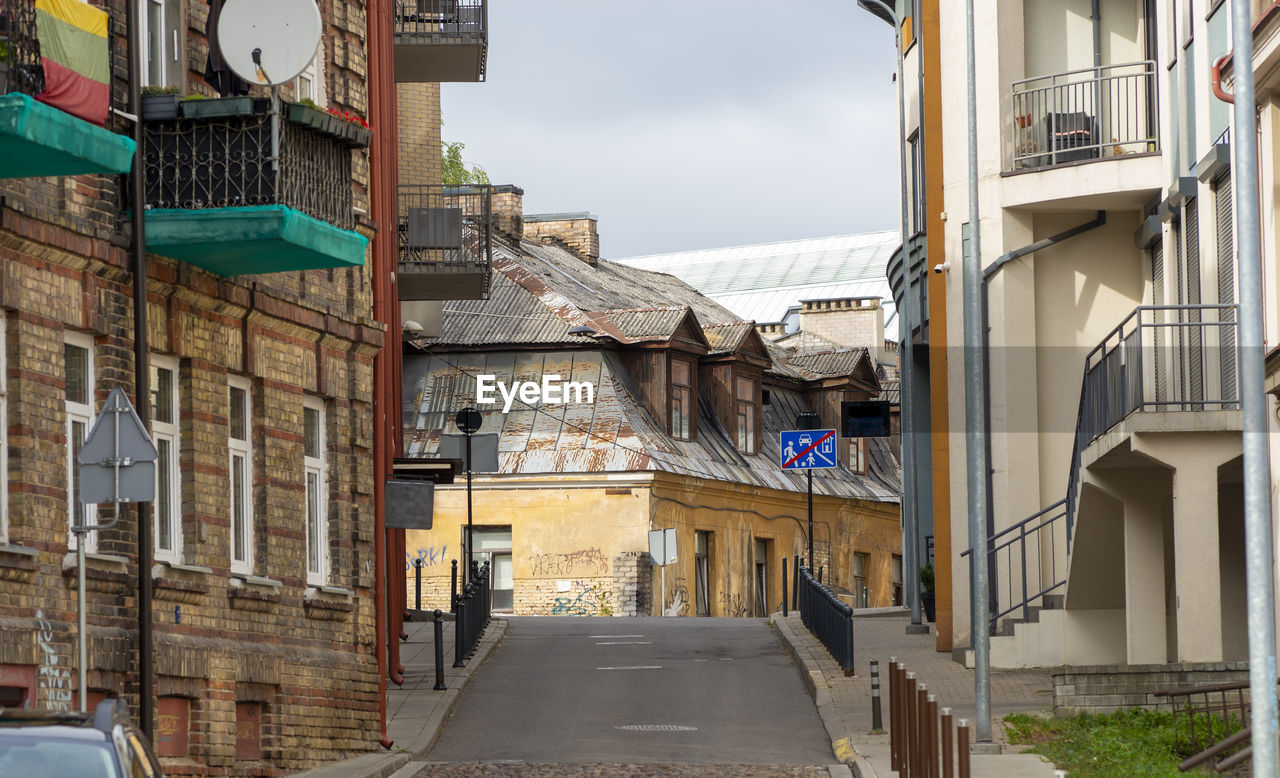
(960, 595, 1066, 668)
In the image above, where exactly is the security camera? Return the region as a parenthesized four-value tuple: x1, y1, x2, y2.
(932, 263, 950, 274)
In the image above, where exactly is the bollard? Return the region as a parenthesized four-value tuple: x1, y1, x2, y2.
(917, 685, 929, 778)
(782, 557, 788, 617)
(957, 719, 970, 778)
(450, 559, 458, 613)
(895, 662, 907, 774)
(889, 659, 899, 769)
(433, 609, 446, 690)
(818, 565, 823, 583)
(905, 672, 917, 778)
(941, 707, 954, 778)
(927, 694, 939, 778)
(792, 554, 800, 610)
(870, 659, 882, 732)
(453, 593, 466, 667)
(414, 558, 423, 612)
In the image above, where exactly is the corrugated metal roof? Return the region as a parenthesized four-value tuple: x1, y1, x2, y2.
(783, 349, 869, 378)
(612, 232, 899, 338)
(403, 349, 899, 502)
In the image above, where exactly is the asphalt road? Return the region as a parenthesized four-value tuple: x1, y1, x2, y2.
(424, 617, 837, 768)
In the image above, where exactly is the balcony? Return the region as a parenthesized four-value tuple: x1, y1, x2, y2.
(394, 0, 487, 83)
(141, 98, 368, 276)
(397, 184, 492, 301)
(887, 232, 928, 344)
(0, 0, 135, 178)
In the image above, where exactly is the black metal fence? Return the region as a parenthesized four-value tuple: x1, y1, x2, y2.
(0, 0, 46, 97)
(797, 565, 854, 675)
(142, 104, 355, 229)
(393, 0, 487, 36)
(453, 560, 491, 667)
(397, 184, 493, 297)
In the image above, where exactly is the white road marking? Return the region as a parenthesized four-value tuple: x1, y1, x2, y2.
(596, 665, 663, 670)
(589, 634, 644, 638)
(595, 641, 652, 645)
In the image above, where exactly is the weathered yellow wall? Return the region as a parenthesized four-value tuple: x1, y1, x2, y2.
(404, 472, 902, 618)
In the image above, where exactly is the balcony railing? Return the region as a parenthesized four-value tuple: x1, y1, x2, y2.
(142, 100, 355, 230)
(397, 184, 492, 300)
(0, 0, 45, 96)
(393, 0, 487, 82)
(1011, 61, 1158, 170)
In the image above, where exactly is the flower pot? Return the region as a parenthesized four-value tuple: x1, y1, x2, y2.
(180, 96, 270, 119)
(920, 591, 936, 623)
(141, 93, 180, 121)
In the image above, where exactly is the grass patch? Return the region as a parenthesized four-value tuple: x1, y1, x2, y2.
(1005, 708, 1240, 777)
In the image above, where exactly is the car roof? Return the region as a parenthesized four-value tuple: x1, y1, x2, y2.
(0, 723, 109, 742)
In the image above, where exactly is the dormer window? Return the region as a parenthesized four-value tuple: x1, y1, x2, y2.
(735, 375, 759, 453)
(849, 438, 867, 475)
(671, 357, 693, 440)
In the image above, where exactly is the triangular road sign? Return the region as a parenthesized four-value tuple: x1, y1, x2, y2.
(79, 387, 158, 464)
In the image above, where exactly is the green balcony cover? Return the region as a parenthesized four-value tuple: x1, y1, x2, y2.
(0, 92, 136, 178)
(144, 205, 368, 277)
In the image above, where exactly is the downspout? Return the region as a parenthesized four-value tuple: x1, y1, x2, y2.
(126, 0, 154, 741)
(369, 0, 394, 748)
(978, 210, 1107, 618)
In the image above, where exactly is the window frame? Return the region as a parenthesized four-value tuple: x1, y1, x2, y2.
(65, 332, 96, 552)
(139, 0, 166, 88)
(151, 355, 182, 564)
(669, 356, 695, 441)
(734, 373, 759, 454)
(848, 437, 868, 475)
(0, 311, 7, 545)
(303, 397, 327, 586)
(228, 376, 253, 575)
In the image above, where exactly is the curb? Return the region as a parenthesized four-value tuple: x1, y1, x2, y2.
(771, 615, 880, 778)
(290, 618, 508, 777)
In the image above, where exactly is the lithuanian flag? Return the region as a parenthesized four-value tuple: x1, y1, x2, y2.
(34, 0, 110, 126)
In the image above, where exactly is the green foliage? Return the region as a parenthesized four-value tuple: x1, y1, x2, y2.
(141, 85, 179, 95)
(919, 563, 934, 593)
(442, 140, 490, 186)
(1005, 708, 1243, 777)
(180, 94, 208, 101)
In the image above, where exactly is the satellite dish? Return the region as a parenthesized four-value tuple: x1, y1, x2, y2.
(217, 0, 322, 87)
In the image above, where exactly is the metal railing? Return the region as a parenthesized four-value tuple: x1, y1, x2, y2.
(397, 184, 493, 297)
(889, 659, 972, 778)
(797, 565, 854, 675)
(394, 0, 486, 36)
(453, 560, 491, 667)
(1011, 60, 1158, 170)
(1154, 680, 1254, 773)
(142, 106, 355, 229)
(0, 0, 45, 97)
(968, 305, 1238, 631)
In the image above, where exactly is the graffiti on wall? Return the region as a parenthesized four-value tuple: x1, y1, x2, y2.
(550, 580, 613, 616)
(529, 548, 607, 578)
(405, 545, 448, 571)
(718, 591, 750, 618)
(664, 578, 690, 617)
(35, 610, 72, 711)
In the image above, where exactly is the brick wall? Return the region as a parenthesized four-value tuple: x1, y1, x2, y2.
(397, 83, 443, 187)
(1053, 662, 1250, 715)
(524, 214, 599, 264)
(797, 297, 885, 357)
(491, 186, 525, 239)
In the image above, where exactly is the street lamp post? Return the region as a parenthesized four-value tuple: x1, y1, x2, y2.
(454, 408, 482, 589)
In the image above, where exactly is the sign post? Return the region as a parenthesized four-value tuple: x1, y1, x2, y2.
(76, 387, 157, 713)
(780, 419, 837, 572)
(452, 408, 483, 588)
(648, 528, 677, 616)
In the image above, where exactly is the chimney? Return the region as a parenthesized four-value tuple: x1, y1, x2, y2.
(490, 185, 525, 238)
(755, 322, 788, 341)
(797, 297, 886, 362)
(523, 212, 600, 265)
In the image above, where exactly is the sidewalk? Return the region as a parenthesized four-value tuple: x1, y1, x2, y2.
(772, 612, 1062, 778)
(292, 613, 507, 778)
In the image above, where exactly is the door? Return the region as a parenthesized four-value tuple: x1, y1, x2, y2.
(467, 526, 513, 612)
(753, 538, 769, 617)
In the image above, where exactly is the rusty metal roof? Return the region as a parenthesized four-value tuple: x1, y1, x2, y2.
(782, 348, 870, 378)
(404, 349, 899, 502)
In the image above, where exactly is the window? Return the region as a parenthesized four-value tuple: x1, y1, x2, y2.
(65, 334, 95, 552)
(753, 538, 769, 617)
(294, 44, 322, 103)
(853, 552, 869, 608)
(229, 377, 253, 574)
(151, 357, 181, 563)
(670, 358, 693, 440)
(849, 438, 867, 475)
(304, 398, 327, 585)
(909, 132, 924, 234)
(235, 702, 262, 761)
(695, 530, 711, 617)
(140, 0, 165, 87)
(735, 376, 758, 454)
(155, 697, 189, 757)
(891, 554, 903, 606)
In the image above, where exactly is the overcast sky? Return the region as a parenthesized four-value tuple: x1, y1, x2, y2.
(440, 1, 901, 259)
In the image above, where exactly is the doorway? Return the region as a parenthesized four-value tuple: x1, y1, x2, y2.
(467, 525, 513, 611)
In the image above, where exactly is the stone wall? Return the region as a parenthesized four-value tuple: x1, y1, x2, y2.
(1053, 662, 1251, 715)
(524, 214, 599, 264)
(612, 551, 650, 617)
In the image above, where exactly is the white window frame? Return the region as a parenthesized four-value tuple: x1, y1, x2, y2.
(228, 376, 253, 575)
(0, 311, 6, 545)
(151, 355, 182, 564)
(139, 0, 166, 88)
(294, 44, 324, 105)
(65, 333, 96, 552)
(303, 397, 327, 586)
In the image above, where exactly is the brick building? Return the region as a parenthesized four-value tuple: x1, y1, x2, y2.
(0, 0, 488, 772)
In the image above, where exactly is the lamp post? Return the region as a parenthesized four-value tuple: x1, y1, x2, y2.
(454, 408, 482, 589)
(795, 410, 823, 571)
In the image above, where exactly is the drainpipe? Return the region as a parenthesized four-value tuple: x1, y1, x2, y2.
(126, 0, 154, 742)
(1211, 53, 1234, 104)
(857, 0, 924, 632)
(1228, 0, 1279, 773)
(978, 211, 1107, 617)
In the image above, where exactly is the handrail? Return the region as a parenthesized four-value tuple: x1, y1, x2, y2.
(797, 565, 855, 675)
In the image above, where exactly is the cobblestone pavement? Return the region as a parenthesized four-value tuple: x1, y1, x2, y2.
(407, 763, 836, 777)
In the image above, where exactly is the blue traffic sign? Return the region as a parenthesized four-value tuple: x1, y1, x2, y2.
(780, 429, 838, 470)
